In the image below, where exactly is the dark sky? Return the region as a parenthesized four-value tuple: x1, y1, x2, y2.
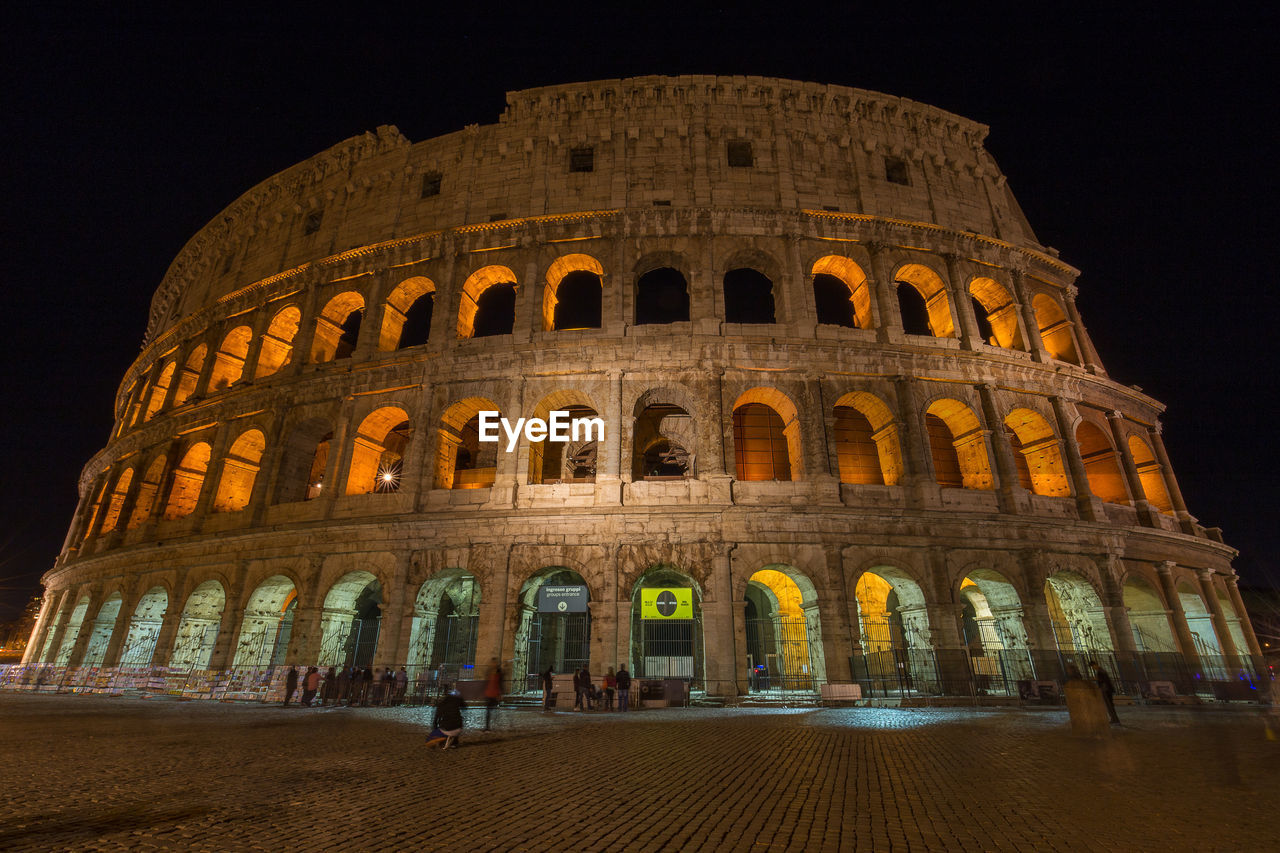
(2, 8, 1277, 620)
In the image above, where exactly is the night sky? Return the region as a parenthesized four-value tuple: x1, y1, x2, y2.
(2, 8, 1276, 620)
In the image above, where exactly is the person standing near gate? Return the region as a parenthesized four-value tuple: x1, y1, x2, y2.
(541, 666, 554, 711)
(283, 665, 299, 707)
(483, 657, 503, 730)
(603, 667, 616, 711)
(301, 666, 321, 706)
(1093, 663, 1120, 725)
(616, 664, 631, 712)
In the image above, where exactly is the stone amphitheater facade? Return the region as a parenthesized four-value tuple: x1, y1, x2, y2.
(22, 75, 1264, 699)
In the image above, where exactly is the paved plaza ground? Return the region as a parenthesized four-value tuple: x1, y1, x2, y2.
(0, 693, 1276, 851)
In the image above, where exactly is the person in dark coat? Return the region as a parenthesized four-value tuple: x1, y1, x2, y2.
(336, 666, 351, 705)
(321, 666, 337, 706)
(1093, 663, 1120, 724)
(283, 666, 299, 707)
(616, 665, 631, 712)
(301, 666, 321, 706)
(431, 684, 467, 749)
(541, 666, 554, 712)
(359, 666, 374, 706)
(483, 658, 503, 730)
(572, 667, 585, 711)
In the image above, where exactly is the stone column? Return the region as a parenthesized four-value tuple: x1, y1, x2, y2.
(207, 562, 249, 671)
(1155, 562, 1202, 673)
(238, 308, 274, 383)
(817, 547, 854, 684)
(1225, 576, 1267, 675)
(1009, 269, 1051, 363)
(595, 370, 623, 505)
(868, 244, 903, 343)
(472, 546, 511, 671)
(288, 605, 324, 665)
(891, 376, 932, 506)
(375, 552, 414, 668)
(191, 425, 238, 530)
(21, 597, 56, 665)
(976, 383, 1022, 514)
(942, 254, 979, 349)
(1147, 424, 1196, 534)
(1198, 569, 1242, 672)
(1048, 396, 1105, 522)
(702, 546, 739, 696)
(149, 575, 188, 668)
(1106, 411, 1155, 523)
(1062, 284, 1106, 375)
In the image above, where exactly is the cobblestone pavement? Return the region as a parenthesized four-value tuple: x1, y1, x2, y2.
(1, 694, 1276, 852)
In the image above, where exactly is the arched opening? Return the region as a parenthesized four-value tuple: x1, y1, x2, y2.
(968, 278, 1024, 349)
(163, 442, 211, 520)
(833, 391, 902, 486)
(231, 575, 297, 668)
(1128, 435, 1174, 513)
(272, 417, 333, 504)
(345, 407, 413, 495)
(255, 306, 301, 379)
(959, 570, 1033, 691)
(98, 468, 134, 534)
(1076, 421, 1129, 504)
(544, 254, 604, 331)
(406, 571, 480, 684)
(635, 267, 689, 325)
(512, 568, 591, 694)
(732, 388, 802, 482)
(744, 566, 826, 693)
(1032, 293, 1080, 364)
(127, 456, 166, 529)
(213, 429, 266, 513)
(1215, 589, 1253, 676)
(118, 587, 168, 667)
(380, 276, 436, 351)
(54, 596, 92, 666)
(78, 593, 124, 667)
(526, 391, 602, 484)
(811, 256, 873, 329)
(143, 361, 176, 420)
(895, 264, 955, 338)
(458, 265, 518, 339)
(38, 595, 71, 663)
(169, 580, 225, 671)
(1177, 582, 1225, 678)
(854, 568, 937, 695)
(632, 398, 696, 480)
(723, 268, 776, 324)
(318, 571, 383, 668)
(310, 292, 365, 362)
(630, 567, 704, 690)
(1004, 408, 1070, 497)
(172, 344, 206, 407)
(925, 399, 993, 490)
(208, 325, 253, 391)
(1121, 575, 1187, 684)
(1044, 572, 1113, 659)
(435, 398, 499, 489)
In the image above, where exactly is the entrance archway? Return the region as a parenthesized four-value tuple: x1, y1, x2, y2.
(1044, 572, 1114, 675)
(630, 568, 704, 689)
(512, 567, 591, 693)
(79, 594, 123, 667)
(232, 575, 297, 668)
(406, 571, 480, 683)
(744, 566, 826, 693)
(853, 568, 938, 695)
(317, 571, 383, 667)
(1177, 582, 1226, 679)
(118, 587, 168, 667)
(170, 580, 225, 670)
(958, 570, 1033, 691)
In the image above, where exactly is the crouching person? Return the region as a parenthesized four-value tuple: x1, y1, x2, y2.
(428, 683, 467, 750)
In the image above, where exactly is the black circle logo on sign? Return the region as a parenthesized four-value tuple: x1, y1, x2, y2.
(655, 590, 678, 617)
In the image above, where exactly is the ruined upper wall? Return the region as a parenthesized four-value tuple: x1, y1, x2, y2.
(148, 75, 1043, 341)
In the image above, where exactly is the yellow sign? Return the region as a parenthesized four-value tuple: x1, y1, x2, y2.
(641, 588, 693, 619)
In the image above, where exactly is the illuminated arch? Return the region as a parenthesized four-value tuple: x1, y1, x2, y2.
(346, 406, 413, 495)
(118, 586, 169, 667)
(169, 579, 226, 670)
(543, 254, 604, 331)
(1044, 571, 1112, 653)
(832, 391, 901, 486)
(1123, 575, 1178, 654)
(895, 263, 955, 338)
(1128, 435, 1173, 513)
(811, 256, 873, 329)
(1032, 293, 1080, 364)
(1076, 421, 1129, 504)
(232, 575, 298, 668)
(1003, 408, 1070, 496)
(732, 387, 803, 481)
(54, 595, 92, 665)
(127, 455, 167, 529)
(526, 389, 602, 484)
(407, 569, 482, 679)
(318, 570, 383, 667)
(968, 277, 1024, 349)
(143, 361, 176, 420)
(163, 442, 211, 520)
(436, 397, 501, 489)
(255, 305, 301, 378)
(273, 417, 333, 504)
(213, 429, 267, 513)
(310, 291, 365, 362)
(744, 565, 826, 690)
(380, 276, 436, 350)
(208, 325, 253, 391)
(458, 265, 518, 339)
(924, 398, 992, 490)
(98, 468, 134, 534)
(172, 344, 206, 407)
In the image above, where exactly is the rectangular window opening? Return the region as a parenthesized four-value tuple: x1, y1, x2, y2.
(727, 139, 754, 168)
(420, 171, 442, 198)
(303, 210, 323, 235)
(569, 147, 594, 172)
(884, 157, 910, 186)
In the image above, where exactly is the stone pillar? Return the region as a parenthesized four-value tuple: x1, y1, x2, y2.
(868, 244, 903, 343)
(891, 376, 932, 506)
(287, 279, 325, 376)
(1224, 576, 1267, 675)
(1009, 269, 1051, 364)
(149, 577, 188, 668)
(288, 605, 324, 665)
(21, 597, 56, 665)
(207, 562, 249, 671)
(813, 548, 853, 684)
(944, 254, 983, 350)
(1106, 410, 1156, 524)
(976, 383, 1022, 514)
(375, 552, 414, 668)
(191, 426, 238, 530)
(702, 546, 739, 696)
(238, 308, 273, 383)
(1048, 396, 1106, 522)
(472, 546, 511, 671)
(1147, 424, 1196, 534)
(1198, 569, 1242, 673)
(1061, 284, 1106, 375)
(595, 370, 623, 505)
(1155, 562, 1202, 673)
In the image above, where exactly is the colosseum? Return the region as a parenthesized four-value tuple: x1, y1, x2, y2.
(16, 75, 1265, 703)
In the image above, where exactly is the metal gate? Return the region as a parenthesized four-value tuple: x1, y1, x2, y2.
(636, 617, 700, 683)
(745, 615, 814, 692)
(341, 618, 381, 668)
(853, 616, 939, 696)
(523, 612, 590, 691)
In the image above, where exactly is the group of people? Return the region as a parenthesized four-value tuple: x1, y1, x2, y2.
(281, 665, 411, 708)
(537, 664, 632, 712)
